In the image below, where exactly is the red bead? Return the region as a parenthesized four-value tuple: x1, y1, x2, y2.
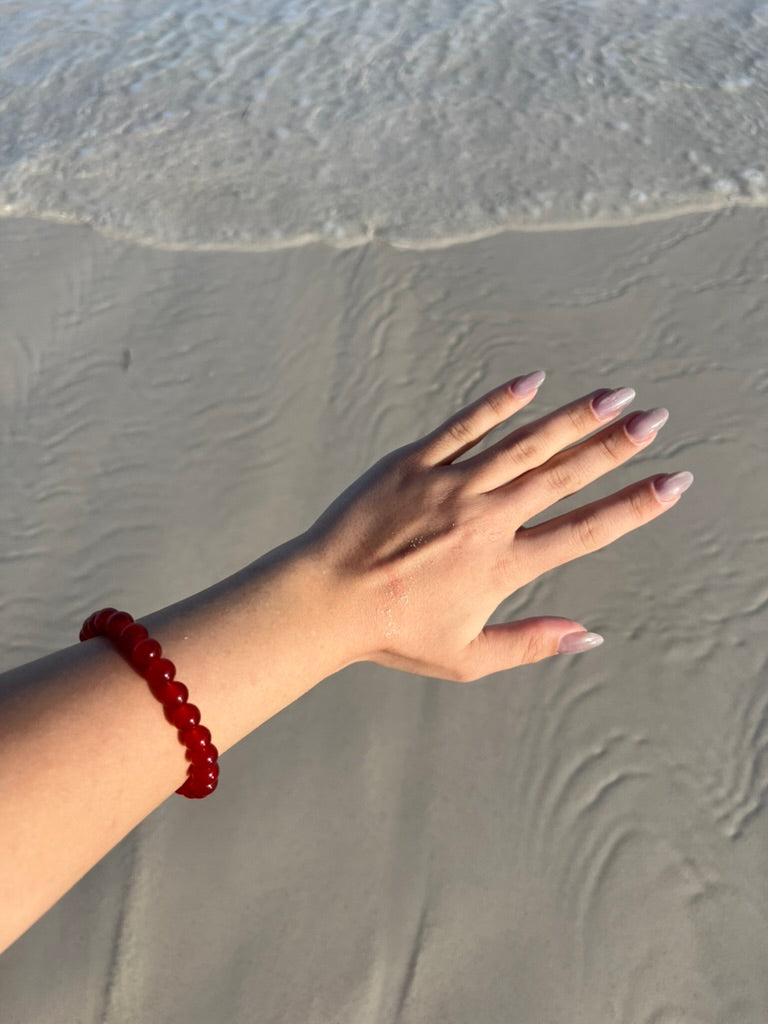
(175, 777, 198, 798)
(195, 763, 220, 784)
(132, 637, 162, 671)
(188, 775, 218, 798)
(117, 622, 149, 655)
(180, 724, 212, 751)
(177, 770, 210, 799)
(146, 657, 175, 688)
(185, 742, 218, 768)
(166, 701, 201, 730)
(151, 678, 189, 706)
(183, 760, 217, 780)
(81, 610, 99, 634)
(105, 610, 133, 639)
(77, 607, 220, 799)
(80, 612, 99, 638)
(92, 608, 118, 633)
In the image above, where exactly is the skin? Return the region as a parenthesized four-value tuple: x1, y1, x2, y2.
(0, 375, 689, 955)
(304, 376, 680, 681)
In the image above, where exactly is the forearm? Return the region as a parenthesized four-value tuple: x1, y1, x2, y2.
(0, 535, 348, 956)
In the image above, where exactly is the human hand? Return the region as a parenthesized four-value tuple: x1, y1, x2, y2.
(302, 372, 693, 683)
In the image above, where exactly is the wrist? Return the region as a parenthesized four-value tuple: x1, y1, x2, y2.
(139, 534, 352, 758)
(242, 532, 358, 681)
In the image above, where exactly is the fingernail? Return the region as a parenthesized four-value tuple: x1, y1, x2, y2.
(509, 370, 546, 397)
(625, 407, 669, 442)
(558, 631, 605, 654)
(653, 471, 694, 502)
(591, 386, 636, 419)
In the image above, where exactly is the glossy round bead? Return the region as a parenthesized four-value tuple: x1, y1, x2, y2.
(117, 622, 149, 655)
(146, 657, 175, 690)
(105, 610, 133, 639)
(189, 776, 218, 798)
(166, 701, 201, 730)
(185, 761, 215, 781)
(175, 777, 198, 798)
(146, 656, 175, 685)
(151, 678, 189, 706)
(194, 763, 220, 784)
(92, 608, 118, 633)
(131, 637, 162, 672)
(180, 724, 212, 751)
(80, 612, 99, 639)
(79, 608, 219, 799)
(185, 742, 218, 768)
(177, 772, 207, 799)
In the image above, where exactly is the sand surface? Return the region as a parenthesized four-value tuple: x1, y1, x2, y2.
(1, 209, 767, 1022)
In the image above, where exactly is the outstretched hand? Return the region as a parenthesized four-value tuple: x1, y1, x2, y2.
(302, 372, 692, 683)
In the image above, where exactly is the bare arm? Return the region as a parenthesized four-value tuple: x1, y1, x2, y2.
(0, 537, 349, 956)
(0, 373, 691, 956)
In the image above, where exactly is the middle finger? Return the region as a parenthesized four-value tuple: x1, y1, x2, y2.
(498, 404, 670, 526)
(457, 386, 638, 493)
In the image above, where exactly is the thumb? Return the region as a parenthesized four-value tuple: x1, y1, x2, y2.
(462, 617, 604, 680)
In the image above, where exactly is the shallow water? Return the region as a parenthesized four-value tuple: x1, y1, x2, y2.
(2, 0, 767, 249)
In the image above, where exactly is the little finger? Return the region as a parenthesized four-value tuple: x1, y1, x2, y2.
(513, 471, 694, 582)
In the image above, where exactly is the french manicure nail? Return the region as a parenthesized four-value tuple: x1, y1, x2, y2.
(558, 631, 605, 654)
(653, 471, 694, 501)
(591, 386, 636, 419)
(625, 407, 669, 442)
(510, 370, 546, 396)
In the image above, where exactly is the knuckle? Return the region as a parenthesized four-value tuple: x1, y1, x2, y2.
(446, 417, 474, 446)
(444, 466, 474, 501)
(596, 431, 622, 463)
(486, 389, 510, 419)
(565, 404, 587, 433)
(572, 509, 604, 551)
(506, 431, 539, 467)
(385, 451, 417, 492)
(397, 442, 426, 474)
(629, 486, 650, 520)
(519, 631, 543, 666)
(545, 459, 575, 495)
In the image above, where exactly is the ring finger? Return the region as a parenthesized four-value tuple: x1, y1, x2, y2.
(499, 404, 671, 526)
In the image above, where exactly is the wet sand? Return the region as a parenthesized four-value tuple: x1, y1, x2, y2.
(1, 208, 767, 1021)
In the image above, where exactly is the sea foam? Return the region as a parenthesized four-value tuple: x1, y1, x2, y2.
(1, 0, 767, 250)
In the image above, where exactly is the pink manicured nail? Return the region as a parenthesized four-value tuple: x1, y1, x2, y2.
(558, 631, 605, 654)
(653, 471, 694, 501)
(591, 386, 636, 419)
(625, 407, 669, 442)
(509, 370, 546, 396)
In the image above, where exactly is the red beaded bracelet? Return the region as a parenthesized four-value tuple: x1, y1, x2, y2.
(78, 608, 219, 799)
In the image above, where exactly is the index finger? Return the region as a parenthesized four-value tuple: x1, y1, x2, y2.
(417, 371, 547, 467)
